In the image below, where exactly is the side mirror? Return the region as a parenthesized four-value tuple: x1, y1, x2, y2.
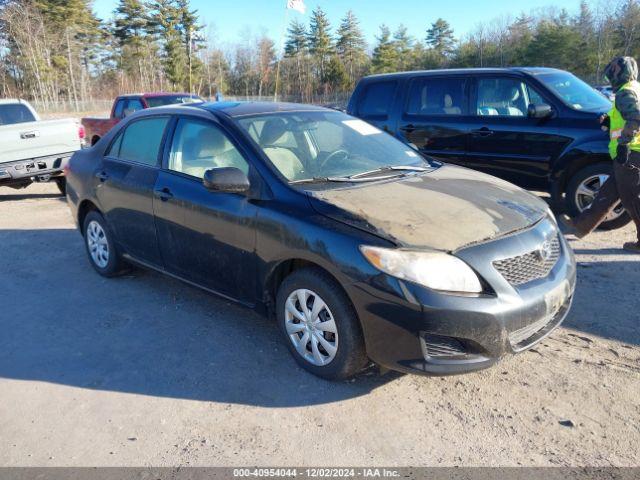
(528, 103, 553, 119)
(203, 167, 250, 193)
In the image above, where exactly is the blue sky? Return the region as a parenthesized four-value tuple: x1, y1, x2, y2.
(93, 0, 586, 46)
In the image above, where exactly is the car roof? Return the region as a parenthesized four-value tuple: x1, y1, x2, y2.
(116, 92, 199, 99)
(194, 101, 330, 118)
(127, 101, 333, 121)
(0, 98, 28, 105)
(360, 67, 566, 81)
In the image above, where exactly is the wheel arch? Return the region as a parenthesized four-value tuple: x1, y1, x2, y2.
(551, 149, 611, 210)
(263, 258, 353, 319)
(77, 199, 101, 234)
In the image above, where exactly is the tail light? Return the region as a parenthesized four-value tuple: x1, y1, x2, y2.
(78, 124, 86, 140)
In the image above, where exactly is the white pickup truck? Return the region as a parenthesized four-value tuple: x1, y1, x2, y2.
(0, 99, 84, 194)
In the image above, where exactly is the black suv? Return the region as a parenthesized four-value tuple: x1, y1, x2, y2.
(348, 68, 628, 230)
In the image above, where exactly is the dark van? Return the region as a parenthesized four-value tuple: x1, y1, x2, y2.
(348, 68, 628, 230)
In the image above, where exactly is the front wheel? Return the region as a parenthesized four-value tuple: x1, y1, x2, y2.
(564, 163, 632, 231)
(276, 267, 367, 380)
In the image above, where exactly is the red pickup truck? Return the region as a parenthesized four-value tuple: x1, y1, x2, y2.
(82, 93, 203, 146)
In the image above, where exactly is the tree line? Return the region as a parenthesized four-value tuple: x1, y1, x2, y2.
(1, 0, 640, 109)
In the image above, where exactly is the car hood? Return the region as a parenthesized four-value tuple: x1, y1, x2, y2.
(307, 165, 548, 252)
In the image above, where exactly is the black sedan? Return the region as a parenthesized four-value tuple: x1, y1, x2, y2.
(65, 101, 577, 380)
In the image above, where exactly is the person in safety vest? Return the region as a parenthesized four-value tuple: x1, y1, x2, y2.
(563, 56, 640, 252)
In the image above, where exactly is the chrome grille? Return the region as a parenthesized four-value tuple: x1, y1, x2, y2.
(493, 235, 561, 286)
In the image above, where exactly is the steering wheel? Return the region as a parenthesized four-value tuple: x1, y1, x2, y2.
(319, 149, 349, 172)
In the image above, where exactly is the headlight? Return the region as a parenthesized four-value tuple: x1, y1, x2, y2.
(360, 246, 483, 294)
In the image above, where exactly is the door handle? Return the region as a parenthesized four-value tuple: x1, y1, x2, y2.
(95, 171, 109, 182)
(20, 130, 39, 139)
(471, 127, 494, 137)
(400, 124, 416, 134)
(154, 187, 174, 202)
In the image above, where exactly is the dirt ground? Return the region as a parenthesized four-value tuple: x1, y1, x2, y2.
(0, 182, 638, 467)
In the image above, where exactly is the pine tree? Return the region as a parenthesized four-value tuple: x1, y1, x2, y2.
(114, 0, 153, 87)
(336, 10, 367, 85)
(285, 19, 308, 57)
(307, 7, 334, 87)
(149, 0, 186, 89)
(325, 54, 349, 92)
(177, 0, 204, 92)
(371, 25, 399, 74)
(393, 25, 414, 71)
(426, 18, 455, 55)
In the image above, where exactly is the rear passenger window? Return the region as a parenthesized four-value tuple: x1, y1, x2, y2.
(358, 81, 397, 118)
(117, 117, 169, 166)
(406, 77, 467, 116)
(105, 132, 123, 157)
(113, 100, 126, 119)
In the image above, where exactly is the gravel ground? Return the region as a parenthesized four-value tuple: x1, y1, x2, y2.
(0, 182, 639, 467)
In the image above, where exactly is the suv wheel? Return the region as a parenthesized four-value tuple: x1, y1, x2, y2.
(83, 211, 128, 277)
(565, 163, 631, 231)
(276, 267, 367, 380)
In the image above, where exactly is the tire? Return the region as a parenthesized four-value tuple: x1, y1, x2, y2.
(564, 163, 632, 231)
(82, 210, 128, 277)
(276, 267, 368, 380)
(54, 177, 66, 196)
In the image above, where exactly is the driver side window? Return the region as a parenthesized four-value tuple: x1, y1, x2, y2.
(168, 118, 249, 179)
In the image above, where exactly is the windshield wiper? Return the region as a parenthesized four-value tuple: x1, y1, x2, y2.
(289, 165, 431, 185)
(347, 165, 430, 180)
(289, 177, 353, 185)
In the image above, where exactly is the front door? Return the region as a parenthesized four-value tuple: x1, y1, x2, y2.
(397, 75, 469, 164)
(465, 76, 566, 189)
(153, 117, 259, 302)
(94, 116, 170, 266)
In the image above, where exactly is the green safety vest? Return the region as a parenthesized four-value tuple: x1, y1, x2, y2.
(609, 80, 640, 159)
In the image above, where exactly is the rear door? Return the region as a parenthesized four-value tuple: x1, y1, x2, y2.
(396, 75, 470, 164)
(465, 75, 566, 189)
(352, 80, 399, 133)
(94, 116, 170, 266)
(153, 116, 259, 302)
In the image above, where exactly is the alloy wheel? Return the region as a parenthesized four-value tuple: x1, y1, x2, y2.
(284, 288, 338, 366)
(574, 173, 625, 222)
(86, 220, 109, 269)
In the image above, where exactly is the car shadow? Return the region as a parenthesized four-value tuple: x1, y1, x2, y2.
(0, 228, 637, 407)
(0, 228, 400, 408)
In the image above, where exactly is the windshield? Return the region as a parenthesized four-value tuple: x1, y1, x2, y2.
(145, 95, 203, 108)
(537, 72, 611, 112)
(236, 111, 435, 182)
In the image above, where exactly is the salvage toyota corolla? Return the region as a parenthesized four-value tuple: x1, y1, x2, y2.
(65, 101, 576, 380)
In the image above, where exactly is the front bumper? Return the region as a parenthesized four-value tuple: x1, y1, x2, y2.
(0, 153, 73, 185)
(348, 218, 577, 376)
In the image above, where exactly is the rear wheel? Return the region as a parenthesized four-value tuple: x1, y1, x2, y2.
(82, 210, 128, 277)
(276, 267, 367, 380)
(54, 177, 66, 196)
(565, 163, 631, 231)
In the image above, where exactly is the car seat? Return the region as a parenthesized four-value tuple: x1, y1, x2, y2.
(503, 87, 524, 116)
(442, 94, 462, 115)
(259, 118, 305, 180)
